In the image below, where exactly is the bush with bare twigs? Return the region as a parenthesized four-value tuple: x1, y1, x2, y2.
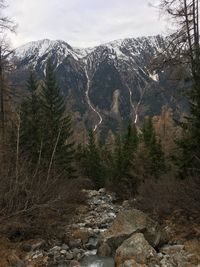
(0, 153, 88, 220)
(136, 176, 200, 219)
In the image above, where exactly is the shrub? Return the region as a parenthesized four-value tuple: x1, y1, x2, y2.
(136, 175, 200, 219)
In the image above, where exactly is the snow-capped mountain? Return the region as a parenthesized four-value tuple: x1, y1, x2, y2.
(10, 35, 186, 133)
(13, 39, 89, 67)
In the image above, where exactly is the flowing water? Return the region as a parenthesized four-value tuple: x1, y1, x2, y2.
(84, 66, 103, 132)
(81, 255, 114, 267)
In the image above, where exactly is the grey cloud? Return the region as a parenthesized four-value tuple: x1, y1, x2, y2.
(6, 0, 167, 48)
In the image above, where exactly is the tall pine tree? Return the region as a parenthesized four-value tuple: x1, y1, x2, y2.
(111, 124, 139, 196)
(40, 60, 75, 177)
(20, 69, 42, 163)
(80, 130, 104, 188)
(142, 117, 165, 178)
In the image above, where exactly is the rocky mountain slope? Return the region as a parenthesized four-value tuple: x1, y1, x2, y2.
(10, 35, 187, 134)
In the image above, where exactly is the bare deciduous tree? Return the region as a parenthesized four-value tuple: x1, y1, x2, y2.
(0, 0, 16, 153)
(160, 0, 199, 76)
(159, 0, 200, 174)
(0, 0, 16, 33)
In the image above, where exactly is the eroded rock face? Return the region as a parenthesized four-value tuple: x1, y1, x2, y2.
(115, 233, 157, 267)
(97, 209, 167, 256)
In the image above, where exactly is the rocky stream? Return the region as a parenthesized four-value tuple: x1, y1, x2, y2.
(22, 189, 200, 267)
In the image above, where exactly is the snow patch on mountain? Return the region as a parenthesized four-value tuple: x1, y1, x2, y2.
(13, 39, 89, 67)
(13, 35, 166, 70)
(149, 72, 159, 82)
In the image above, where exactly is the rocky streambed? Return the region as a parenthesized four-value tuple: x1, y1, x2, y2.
(23, 189, 200, 267)
(24, 188, 119, 266)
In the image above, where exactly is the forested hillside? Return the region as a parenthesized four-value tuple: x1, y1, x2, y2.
(10, 35, 188, 136)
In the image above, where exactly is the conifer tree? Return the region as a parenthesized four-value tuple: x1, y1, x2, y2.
(20, 69, 42, 162)
(142, 117, 165, 178)
(123, 124, 139, 163)
(41, 60, 75, 177)
(81, 130, 104, 188)
(112, 134, 123, 183)
(111, 124, 139, 196)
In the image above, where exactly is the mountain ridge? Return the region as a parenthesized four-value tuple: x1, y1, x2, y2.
(10, 34, 186, 134)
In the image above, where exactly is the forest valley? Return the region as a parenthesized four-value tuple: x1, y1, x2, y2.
(0, 0, 200, 267)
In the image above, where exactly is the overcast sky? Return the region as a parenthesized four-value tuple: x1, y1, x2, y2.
(6, 0, 167, 48)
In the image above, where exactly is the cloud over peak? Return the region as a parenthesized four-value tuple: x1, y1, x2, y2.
(7, 0, 166, 48)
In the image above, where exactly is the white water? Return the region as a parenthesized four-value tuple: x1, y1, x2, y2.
(134, 80, 147, 124)
(85, 67, 103, 132)
(84, 262, 103, 267)
(126, 83, 137, 123)
(81, 255, 114, 267)
(126, 83, 142, 124)
(125, 77, 148, 125)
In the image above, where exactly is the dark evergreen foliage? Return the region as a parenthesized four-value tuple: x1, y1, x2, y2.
(79, 130, 105, 188)
(142, 117, 165, 178)
(20, 62, 75, 177)
(78, 124, 140, 194)
(112, 124, 138, 183)
(20, 69, 42, 162)
(40, 60, 75, 177)
(111, 124, 139, 195)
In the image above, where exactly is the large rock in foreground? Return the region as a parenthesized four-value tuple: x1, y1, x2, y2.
(97, 209, 167, 257)
(115, 233, 157, 267)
